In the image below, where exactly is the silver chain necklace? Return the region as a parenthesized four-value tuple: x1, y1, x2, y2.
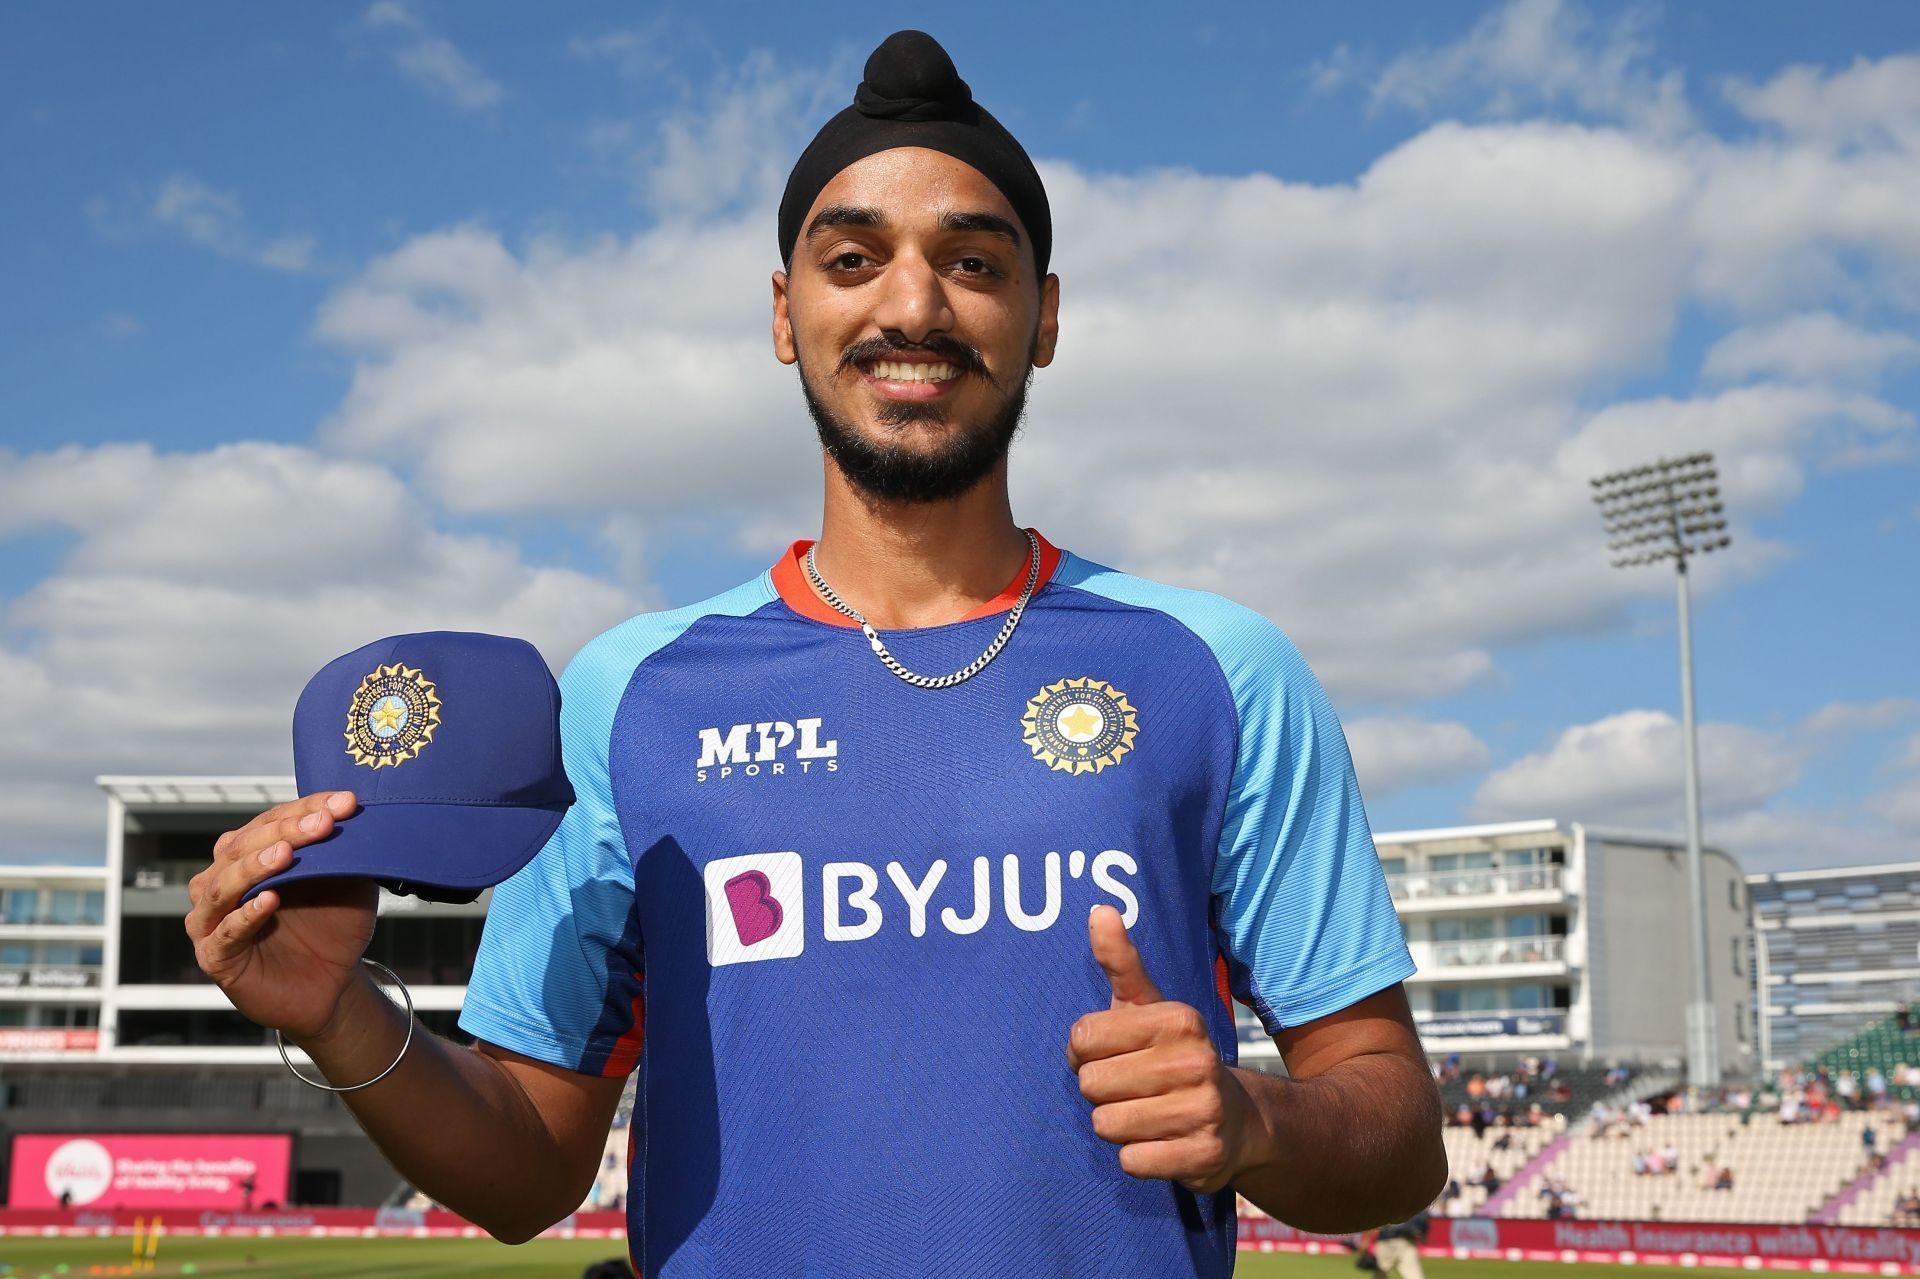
(804, 529, 1041, 689)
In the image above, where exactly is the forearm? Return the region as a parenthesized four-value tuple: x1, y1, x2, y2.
(1228, 1053, 1446, 1232)
(287, 968, 583, 1243)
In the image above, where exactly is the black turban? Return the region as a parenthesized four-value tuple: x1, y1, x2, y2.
(778, 30, 1051, 277)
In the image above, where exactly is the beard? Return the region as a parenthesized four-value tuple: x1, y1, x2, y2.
(798, 337, 1034, 505)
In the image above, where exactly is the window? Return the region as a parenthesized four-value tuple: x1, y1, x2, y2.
(48, 890, 83, 924)
(2, 890, 37, 925)
(1461, 987, 1502, 1012)
(81, 891, 105, 924)
(1728, 880, 1742, 911)
(1732, 936, 1744, 977)
(1505, 914, 1545, 938)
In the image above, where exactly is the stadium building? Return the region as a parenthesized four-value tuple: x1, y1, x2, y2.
(3, 781, 1750, 1209)
(0, 777, 493, 1209)
(1269, 818, 1755, 1076)
(0, 863, 109, 1049)
(1748, 860, 1920, 1074)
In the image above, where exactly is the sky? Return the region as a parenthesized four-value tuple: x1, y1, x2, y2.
(2, 1, 1917, 872)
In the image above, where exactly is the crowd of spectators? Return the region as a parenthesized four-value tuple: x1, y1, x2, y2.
(1436, 1053, 1578, 1107)
(1771, 1065, 1920, 1127)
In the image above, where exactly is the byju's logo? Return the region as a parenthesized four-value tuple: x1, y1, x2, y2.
(701, 849, 1140, 968)
(704, 852, 805, 966)
(696, 717, 838, 782)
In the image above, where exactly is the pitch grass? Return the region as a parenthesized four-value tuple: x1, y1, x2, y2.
(0, 1238, 1733, 1279)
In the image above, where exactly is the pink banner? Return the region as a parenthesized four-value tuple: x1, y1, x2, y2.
(0, 1029, 98, 1052)
(0, 1207, 627, 1239)
(8, 1134, 291, 1210)
(1236, 1215, 1920, 1272)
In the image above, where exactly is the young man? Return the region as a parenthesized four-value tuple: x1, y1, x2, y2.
(187, 30, 1443, 1277)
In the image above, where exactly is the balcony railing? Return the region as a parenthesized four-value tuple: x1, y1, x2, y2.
(1414, 1008, 1568, 1037)
(0, 964, 104, 990)
(126, 861, 203, 890)
(1386, 864, 1566, 902)
(1417, 935, 1567, 969)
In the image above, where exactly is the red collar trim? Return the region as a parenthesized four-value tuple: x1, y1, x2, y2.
(769, 530, 1063, 629)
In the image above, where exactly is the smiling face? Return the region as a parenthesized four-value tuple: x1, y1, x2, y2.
(773, 147, 1060, 504)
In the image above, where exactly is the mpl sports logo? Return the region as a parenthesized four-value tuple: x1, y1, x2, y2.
(695, 717, 838, 782)
(702, 848, 1141, 967)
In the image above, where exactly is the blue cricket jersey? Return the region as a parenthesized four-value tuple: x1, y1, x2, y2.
(458, 530, 1414, 1277)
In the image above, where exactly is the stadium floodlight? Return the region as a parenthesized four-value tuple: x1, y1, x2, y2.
(1590, 452, 1732, 1094)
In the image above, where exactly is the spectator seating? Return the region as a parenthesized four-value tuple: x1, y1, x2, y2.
(1501, 1112, 1881, 1224)
(1815, 1006, 1920, 1102)
(1440, 1124, 1557, 1217)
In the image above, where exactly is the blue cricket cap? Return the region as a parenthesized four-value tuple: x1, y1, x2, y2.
(242, 631, 575, 906)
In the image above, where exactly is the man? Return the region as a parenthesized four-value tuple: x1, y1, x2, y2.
(186, 30, 1442, 1277)
(1359, 1211, 1431, 1279)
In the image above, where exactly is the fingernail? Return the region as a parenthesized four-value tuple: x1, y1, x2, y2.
(300, 812, 324, 834)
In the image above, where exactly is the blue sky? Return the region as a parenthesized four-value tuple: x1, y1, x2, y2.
(2, 1, 1917, 869)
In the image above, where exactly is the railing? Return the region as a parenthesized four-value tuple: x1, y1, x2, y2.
(0, 964, 104, 990)
(125, 861, 203, 890)
(1386, 864, 1566, 901)
(1417, 935, 1567, 969)
(0, 914, 107, 927)
(1415, 1008, 1568, 1033)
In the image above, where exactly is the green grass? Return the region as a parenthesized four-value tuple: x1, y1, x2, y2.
(0, 1238, 1741, 1279)
(0, 1235, 623, 1279)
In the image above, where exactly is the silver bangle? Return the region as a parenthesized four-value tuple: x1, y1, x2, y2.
(275, 958, 415, 1093)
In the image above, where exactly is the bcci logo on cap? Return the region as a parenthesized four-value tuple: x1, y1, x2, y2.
(344, 662, 443, 769)
(704, 853, 806, 966)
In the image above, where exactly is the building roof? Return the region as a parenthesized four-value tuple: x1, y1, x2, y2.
(96, 776, 294, 807)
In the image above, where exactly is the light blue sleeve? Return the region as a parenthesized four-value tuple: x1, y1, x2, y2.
(1051, 557, 1414, 1032)
(457, 576, 777, 1074)
(1201, 610, 1415, 1031)
(457, 634, 648, 1075)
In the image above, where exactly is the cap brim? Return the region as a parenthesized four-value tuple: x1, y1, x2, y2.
(238, 800, 569, 906)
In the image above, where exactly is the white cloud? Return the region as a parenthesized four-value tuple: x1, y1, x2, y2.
(1469, 709, 1804, 828)
(1802, 699, 1920, 738)
(147, 173, 315, 273)
(1346, 717, 1491, 798)
(567, 23, 671, 82)
(1704, 312, 1920, 384)
(364, 0, 501, 111)
(306, 43, 1920, 707)
(1469, 706, 1920, 872)
(0, 443, 646, 861)
(1724, 53, 1920, 151)
(1369, 0, 1690, 132)
(574, 48, 844, 218)
(1711, 806, 1916, 874)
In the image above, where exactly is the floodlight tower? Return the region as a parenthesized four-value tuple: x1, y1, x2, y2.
(1590, 452, 1732, 1092)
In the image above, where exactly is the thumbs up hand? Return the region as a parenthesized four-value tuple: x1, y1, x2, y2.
(1067, 905, 1265, 1194)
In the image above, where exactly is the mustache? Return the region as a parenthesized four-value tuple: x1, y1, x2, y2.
(837, 335, 998, 387)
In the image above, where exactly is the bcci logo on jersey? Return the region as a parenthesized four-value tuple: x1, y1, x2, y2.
(695, 717, 839, 782)
(702, 849, 1141, 967)
(1022, 677, 1139, 775)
